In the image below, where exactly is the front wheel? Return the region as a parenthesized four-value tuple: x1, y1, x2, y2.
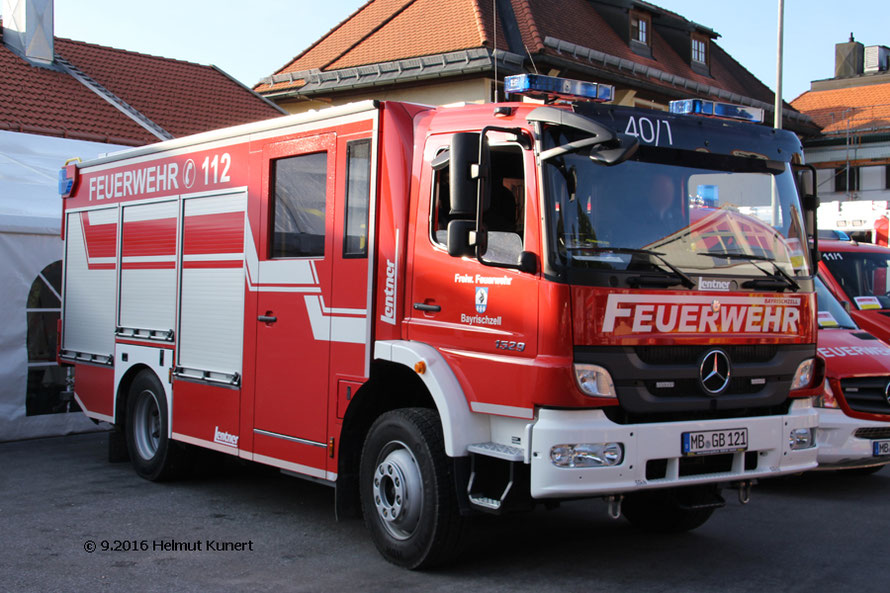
(359, 408, 464, 569)
(622, 485, 721, 533)
(125, 370, 186, 481)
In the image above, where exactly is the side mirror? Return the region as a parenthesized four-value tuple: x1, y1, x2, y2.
(447, 220, 477, 257)
(588, 133, 639, 166)
(794, 164, 819, 268)
(449, 133, 482, 217)
(518, 251, 537, 274)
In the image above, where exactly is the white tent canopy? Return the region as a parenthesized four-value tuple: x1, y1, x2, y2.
(0, 129, 126, 440)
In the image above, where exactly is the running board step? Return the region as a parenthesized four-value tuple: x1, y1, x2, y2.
(467, 495, 502, 510)
(467, 442, 524, 461)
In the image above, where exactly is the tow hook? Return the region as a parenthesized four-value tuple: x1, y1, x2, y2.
(606, 494, 623, 519)
(737, 480, 753, 505)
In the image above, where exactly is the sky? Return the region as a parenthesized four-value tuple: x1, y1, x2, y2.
(6, 0, 890, 101)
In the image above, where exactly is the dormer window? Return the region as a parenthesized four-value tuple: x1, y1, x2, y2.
(630, 11, 650, 46)
(691, 34, 708, 65)
(629, 10, 652, 58)
(690, 32, 710, 75)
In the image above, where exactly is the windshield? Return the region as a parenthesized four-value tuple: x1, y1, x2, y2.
(542, 136, 811, 282)
(821, 249, 890, 310)
(815, 276, 857, 329)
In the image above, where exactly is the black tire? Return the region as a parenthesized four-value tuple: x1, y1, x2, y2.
(125, 370, 186, 481)
(622, 485, 719, 533)
(359, 408, 465, 569)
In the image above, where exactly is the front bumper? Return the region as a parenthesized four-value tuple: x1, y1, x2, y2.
(529, 399, 818, 499)
(814, 408, 890, 470)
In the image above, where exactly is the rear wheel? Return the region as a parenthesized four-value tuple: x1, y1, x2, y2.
(622, 485, 721, 533)
(359, 408, 464, 569)
(125, 370, 186, 481)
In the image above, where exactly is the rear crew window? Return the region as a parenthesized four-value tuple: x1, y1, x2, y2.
(271, 152, 327, 258)
(344, 140, 371, 258)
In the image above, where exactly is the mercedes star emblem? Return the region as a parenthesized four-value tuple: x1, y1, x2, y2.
(700, 349, 731, 394)
(884, 381, 890, 406)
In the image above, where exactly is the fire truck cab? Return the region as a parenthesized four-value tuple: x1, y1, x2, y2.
(60, 75, 822, 568)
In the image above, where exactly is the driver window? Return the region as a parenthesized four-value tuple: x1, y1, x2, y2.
(430, 144, 525, 265)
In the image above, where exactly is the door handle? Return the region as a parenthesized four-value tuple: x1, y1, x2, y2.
(258, 315, 278, 324)
(413, 302, 441, 312)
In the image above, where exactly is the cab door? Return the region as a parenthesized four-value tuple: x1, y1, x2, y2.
(406, 135, 540, 417)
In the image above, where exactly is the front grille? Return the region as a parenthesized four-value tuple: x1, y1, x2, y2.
(634, 344, 778, 365)
(643, 376, 764, 398)
(576, 344, 812, 417)
(840, 377, 890, 416)
(854, 427, 890, 439)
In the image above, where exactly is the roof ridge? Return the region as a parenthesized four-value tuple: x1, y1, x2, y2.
(470, 0, 489, 47)
(266, 0, 402, 79)
(320, 0, 420, 71)
(54, 54, 173, 140)
(514, 0, 543, 52)
(54, 36, 216, 72)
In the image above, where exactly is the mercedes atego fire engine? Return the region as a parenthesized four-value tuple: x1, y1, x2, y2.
(59, 74, 823, 568)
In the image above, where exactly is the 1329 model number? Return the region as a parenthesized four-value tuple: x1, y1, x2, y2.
(495, 340, 526, 352)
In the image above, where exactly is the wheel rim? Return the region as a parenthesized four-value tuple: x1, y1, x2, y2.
(132, 389, 161, 461)
(371, 441, 423, 540)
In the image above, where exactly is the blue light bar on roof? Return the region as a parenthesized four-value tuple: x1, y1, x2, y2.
(505, 74, 614, 103)
(58, 168, 74, 197)
(669, 99, 764, 123)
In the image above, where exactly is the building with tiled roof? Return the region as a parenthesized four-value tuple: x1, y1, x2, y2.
(0, 0, 283, 442)
(1, 19, 284, 145)
(255, 0, 816, 134)
(790, 36, 890, 236)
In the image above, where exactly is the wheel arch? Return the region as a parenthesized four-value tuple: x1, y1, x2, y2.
(335, 340, 488, 519)
(115, 363, 155, 427)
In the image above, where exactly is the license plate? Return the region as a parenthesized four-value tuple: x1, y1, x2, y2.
(874, 440, 890, 456)
(682, 428, 748, 456)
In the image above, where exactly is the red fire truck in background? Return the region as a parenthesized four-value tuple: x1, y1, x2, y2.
(813, 276, 890, 471)
(59, 75, 823, 568)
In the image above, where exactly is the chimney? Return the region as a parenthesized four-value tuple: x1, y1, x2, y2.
(2, 0, 54, 66)
(835, 33, 864, 78)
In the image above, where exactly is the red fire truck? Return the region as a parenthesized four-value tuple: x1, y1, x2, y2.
(814, 276, 890, 472)
(59, 75, 823, 568)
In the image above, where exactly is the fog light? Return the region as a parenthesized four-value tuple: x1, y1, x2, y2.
(574, 364, 617, 398)
(791, 359, 815, 390)
(550, 443, 624, 467)
(789, 428, 815, 450)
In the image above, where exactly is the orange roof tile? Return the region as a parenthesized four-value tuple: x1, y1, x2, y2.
(791, 82, 890, 135)
(1, 25, 282, 146)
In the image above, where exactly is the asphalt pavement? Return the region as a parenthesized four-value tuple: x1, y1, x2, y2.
(2, 431, 888, 592)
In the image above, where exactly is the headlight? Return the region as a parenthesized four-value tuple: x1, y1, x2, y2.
(791, 358, 815, 390)
(813, 380, 839, 408)
(574, 364, 616, 398)
(550, 443, 624, 467)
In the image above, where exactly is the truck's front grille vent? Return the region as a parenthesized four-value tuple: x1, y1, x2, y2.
(634, 345, 777, 365)
(575, 344, 812, 418)
(854, 427, 890, 439)
(841, 377, 890, 416)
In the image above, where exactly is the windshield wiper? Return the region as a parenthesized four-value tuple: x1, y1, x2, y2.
(567, 246, 695, 289)
(704, 252, 800, 292)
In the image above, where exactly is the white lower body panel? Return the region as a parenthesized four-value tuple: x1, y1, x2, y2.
(529, 400, 818, 498)
(814, 408, 890, 470)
